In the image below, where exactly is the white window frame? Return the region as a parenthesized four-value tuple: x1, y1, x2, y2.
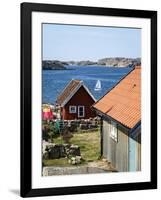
(69, 106, 77, 113)
(110, 121, 118, 142)
(78, 106, 85, 118)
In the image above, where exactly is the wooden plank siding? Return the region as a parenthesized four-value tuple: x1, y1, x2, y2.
(102, 119, 141, 172)
(116, 125, 129, 172)
(102, 119, 129, 172)
(136, 133, 141, 171)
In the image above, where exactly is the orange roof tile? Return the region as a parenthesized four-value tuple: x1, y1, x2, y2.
(93, 66, 141, 129)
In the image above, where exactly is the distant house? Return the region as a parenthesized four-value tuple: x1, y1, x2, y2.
(93, 66, 141, 172)
(56, 79, 96, 120)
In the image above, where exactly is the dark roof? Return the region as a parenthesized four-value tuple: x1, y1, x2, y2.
(93, 66, 141, 129)
(56, 79, 95, 106)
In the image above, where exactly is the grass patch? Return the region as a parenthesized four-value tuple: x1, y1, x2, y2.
(70, 131, 101, 161)
(43, 158, 70, 167)
(43, 130, 101, 166)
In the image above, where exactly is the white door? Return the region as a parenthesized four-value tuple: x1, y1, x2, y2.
(78, 106, 85, 118)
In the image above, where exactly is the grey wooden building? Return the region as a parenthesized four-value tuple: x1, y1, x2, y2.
(93, 66, 141, 172)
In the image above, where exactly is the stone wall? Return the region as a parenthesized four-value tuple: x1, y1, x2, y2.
(43, 142, 81, 160)
(59, 117, 100, 133)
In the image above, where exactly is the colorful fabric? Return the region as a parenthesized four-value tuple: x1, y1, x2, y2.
(42, 107, 54, 120)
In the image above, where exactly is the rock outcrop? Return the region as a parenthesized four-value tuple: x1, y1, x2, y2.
(42, 60, 67, 70)
(97, 57, 141, 67)
(43, 143, 81, 160)
(42, 57, 141, 68)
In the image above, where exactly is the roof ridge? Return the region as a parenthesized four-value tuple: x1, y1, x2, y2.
(56, 79, 81, 104)
(92, 66, 141, 129)
(56, 79, 95, 106)
(92, 67, 135, 107)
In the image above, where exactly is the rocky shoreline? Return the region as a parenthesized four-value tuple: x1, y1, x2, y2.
(43, 57, 141, 69)
(97, 57, 141, 67)
(42, 60, 68, 70)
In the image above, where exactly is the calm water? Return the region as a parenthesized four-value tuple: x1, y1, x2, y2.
(42, 65, 132, 104)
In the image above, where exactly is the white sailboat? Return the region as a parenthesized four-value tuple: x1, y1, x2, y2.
(94, 80, 101, 91)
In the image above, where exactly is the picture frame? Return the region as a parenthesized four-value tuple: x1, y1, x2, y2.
(21, 2, 157, 197)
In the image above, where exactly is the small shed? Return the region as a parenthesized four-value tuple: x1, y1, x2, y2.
(56, 79, 96, 120)
(93, 66, 141, 172)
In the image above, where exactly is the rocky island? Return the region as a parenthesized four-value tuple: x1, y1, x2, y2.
(42, 60, 68, 70)
(42, 57, 141, 70)
(97, 57, 141, 67)
(68, 57, 141, 67)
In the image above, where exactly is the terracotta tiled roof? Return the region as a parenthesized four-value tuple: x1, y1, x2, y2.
(93, 66, 141, 129)
(56, 79, 81, 105)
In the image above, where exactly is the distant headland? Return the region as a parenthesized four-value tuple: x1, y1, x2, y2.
(42, 60, 68, 70)
(42, 57, 141, 70)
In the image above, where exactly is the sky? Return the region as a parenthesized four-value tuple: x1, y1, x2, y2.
(43, 24, 141, 61)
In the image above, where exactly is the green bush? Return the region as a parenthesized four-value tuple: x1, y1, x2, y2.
(42, 121, 61, 141)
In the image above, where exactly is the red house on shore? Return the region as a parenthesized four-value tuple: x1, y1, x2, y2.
(56, 80, 96, 120)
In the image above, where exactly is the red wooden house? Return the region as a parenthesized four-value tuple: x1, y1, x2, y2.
(56, 79, 96, 120)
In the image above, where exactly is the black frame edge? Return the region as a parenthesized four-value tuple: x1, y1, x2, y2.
(20, 2, 32, 197)
(20, 2, 157, 197)
(150, 11, 157, 189)
(21, 2, 156, 18)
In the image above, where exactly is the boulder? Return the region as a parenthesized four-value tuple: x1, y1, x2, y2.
(48, 144, 66, 159)
(69, 145, 81, 156)
(43, 152, 49, 160)
(68, 156, 82, 165)
(69, 123, 78, 132)
(88, 124, 98, 129)
(80, 124, 89, 130)
(75, 156, 82, 164)
(43, 143, 81, 160)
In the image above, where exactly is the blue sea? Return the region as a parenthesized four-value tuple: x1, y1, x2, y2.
(42, 65, 132, 104)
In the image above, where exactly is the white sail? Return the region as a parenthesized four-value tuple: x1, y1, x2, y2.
(95, 80, 101, 91)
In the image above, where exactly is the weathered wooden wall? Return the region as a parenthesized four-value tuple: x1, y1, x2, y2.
(102, 119, 129, 172)
(102, 119, 141, 172)
(136, 132, 141, 171)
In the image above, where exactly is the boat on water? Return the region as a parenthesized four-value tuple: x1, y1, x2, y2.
(94, 80, 102, 91)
